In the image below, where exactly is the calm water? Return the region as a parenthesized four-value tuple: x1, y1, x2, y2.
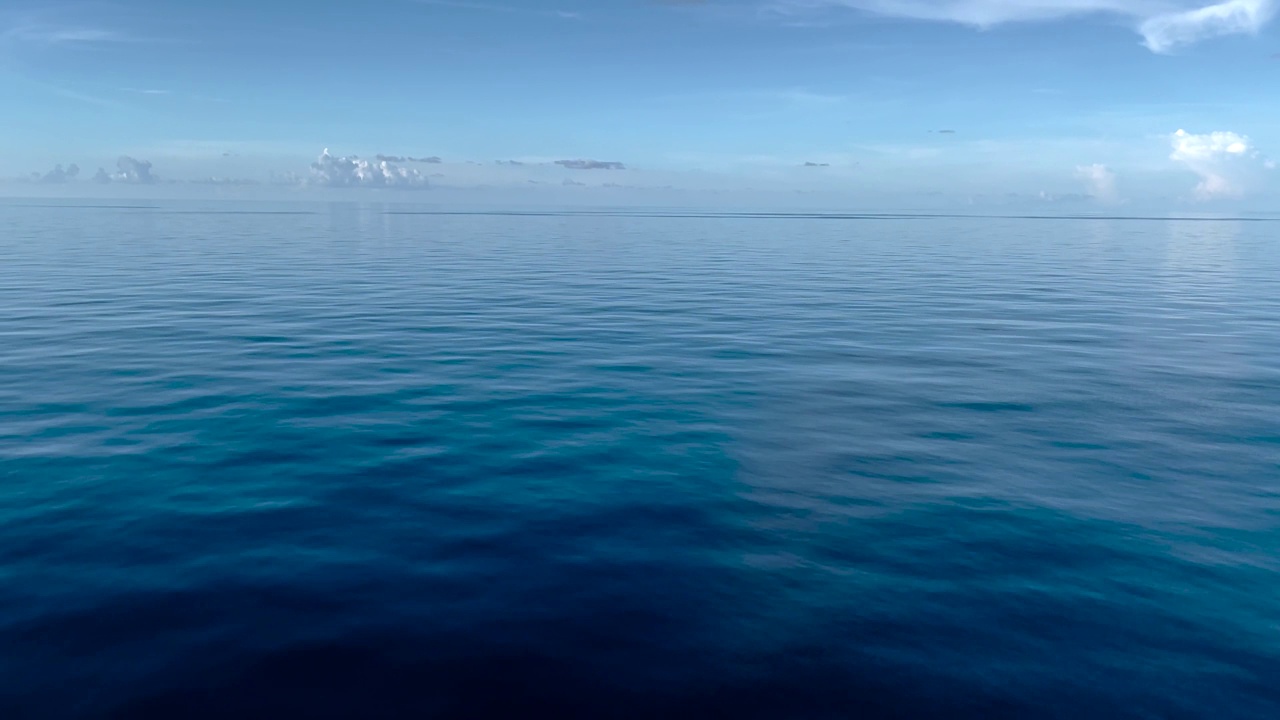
(2, 201, 1278, 719)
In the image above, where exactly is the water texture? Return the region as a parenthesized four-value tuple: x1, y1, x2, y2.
(1, 201, 1278, 718)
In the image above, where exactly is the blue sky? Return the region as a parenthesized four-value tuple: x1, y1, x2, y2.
(1, 0, 1277, 207)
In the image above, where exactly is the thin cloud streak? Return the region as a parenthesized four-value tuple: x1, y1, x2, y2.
(766, 0, 1278, 53)
(556, 159, 627, 170)
(415, 0, 584, 18)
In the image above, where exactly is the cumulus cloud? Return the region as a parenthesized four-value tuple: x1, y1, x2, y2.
(556, 159, 626, 170)
(784, 0, 1277, 52)
(309, 149, 428, 188)
(35, 163, 80, 183)
(1075, 163, 1118, 202)
(90, 156, 158, 184)
(115, 156, 157, 183)
(1169, 128, 1270, 199)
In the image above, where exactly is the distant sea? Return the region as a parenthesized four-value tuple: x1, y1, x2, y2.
(2, 200, 1278, 719)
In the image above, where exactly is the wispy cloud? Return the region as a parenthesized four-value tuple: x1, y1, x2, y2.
(11, 75, 124, 108)
(1141, 0, 1276, 52)
(1, 24, 131, 44)
(193, 177, 261, 187)
(556, 159, 627, 170)
(765, 0, 1277, 52)
(376, 154, 443, 163)
(415, 0, 584, 18)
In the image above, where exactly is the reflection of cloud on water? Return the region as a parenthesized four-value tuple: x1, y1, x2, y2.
(1076, 218, 1120, 276)
(1153, 218, 1245, 379)
(1160, 218, 1240, 307)
(327, 202, 390, 243)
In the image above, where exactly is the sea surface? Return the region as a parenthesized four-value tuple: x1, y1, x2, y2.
(1, 200, 1278, 719)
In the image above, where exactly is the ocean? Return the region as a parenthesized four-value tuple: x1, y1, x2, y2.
(1, 200, 1278, 718)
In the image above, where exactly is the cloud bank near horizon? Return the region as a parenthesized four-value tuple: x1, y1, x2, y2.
(8, 134, 1275, 205)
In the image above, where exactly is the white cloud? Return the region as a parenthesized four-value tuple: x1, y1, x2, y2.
(309, 149, 428, 188)
(1140, 0, 1276, 51)
(779, 0, 1277, 52)
(1169, 128, 1270, 200)
(1075, 163, 1118, 202)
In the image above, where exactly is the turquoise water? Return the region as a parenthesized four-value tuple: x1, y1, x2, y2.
(1, 201, 1278, 718)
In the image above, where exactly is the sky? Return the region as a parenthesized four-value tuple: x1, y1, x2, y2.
(1, 0, 1277, 208)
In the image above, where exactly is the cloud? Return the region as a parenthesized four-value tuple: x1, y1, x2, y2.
(269, 171, 305, 186)
(90, 156, 157, 184)
(556, 159, 626, 170)
(777, 0, 1277, 52)
(563, 178, 586, 186)
(2, 24, 130, 44)
(193, 177, 261, 186)
(375, 154, 442, 164)
(1075, 163, 1118, 202)
(309, 149, 428, 188)
(1140, 0, 1276, 51)
(1169, 128, 1269, 199)
(34, 163, 80, 183)
(379, 155, 442, 163)
(496, 159, 527, 166)
(416, 0, 583, 18)
(116, 156, 157, 184)
(802, 161, 831, 167)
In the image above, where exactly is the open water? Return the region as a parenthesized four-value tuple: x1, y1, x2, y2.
(1, 201, 1278, 718)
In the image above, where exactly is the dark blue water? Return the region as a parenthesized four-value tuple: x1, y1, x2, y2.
(2, 201, 1278, 719)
